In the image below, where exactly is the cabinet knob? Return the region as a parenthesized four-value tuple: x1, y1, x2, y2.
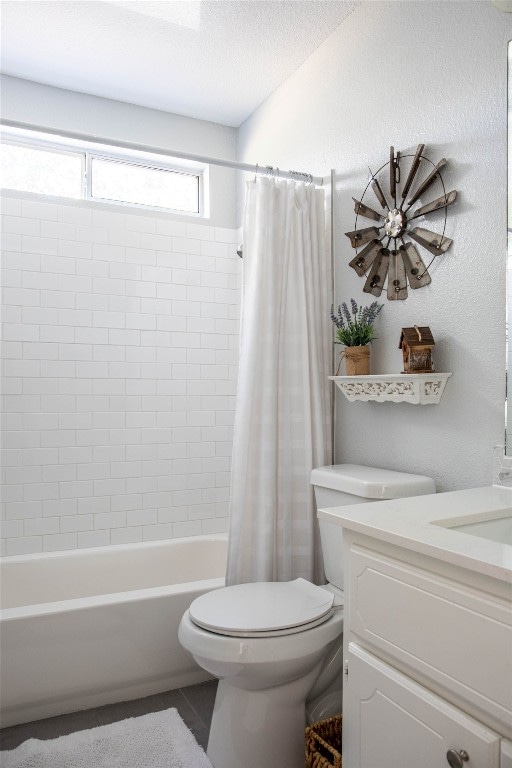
(446, 749, 469, 768)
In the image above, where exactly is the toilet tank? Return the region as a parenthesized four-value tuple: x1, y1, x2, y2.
(311, 464, 435, 590)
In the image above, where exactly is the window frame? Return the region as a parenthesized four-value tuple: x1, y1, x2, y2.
(1, 126, 208, 218)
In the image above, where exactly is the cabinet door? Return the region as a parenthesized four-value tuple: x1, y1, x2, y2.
(344, 643, 500, 768)
(502, 739, 512, 768)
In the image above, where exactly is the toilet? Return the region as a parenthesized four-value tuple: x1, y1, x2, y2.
(178, 464, 435, 768)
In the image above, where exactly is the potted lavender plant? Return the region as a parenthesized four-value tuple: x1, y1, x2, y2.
(331, 299, 383, 375)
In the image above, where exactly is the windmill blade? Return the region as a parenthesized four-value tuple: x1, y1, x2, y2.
(352, 198, 385, 222)
(401, 243, 431, 288)
(407, 159, 447, 206)
(408, 227, 453, 256)
(401, 143, 425, 201)
(371, 176, 389, 210)
(345, 226, 381, 249)
(363, 248, 389, 297)
(349, 239, 382, 276)
(387, 250, 408, 301)
(390, 146, 396, 202)
(409, 190, 457, 219)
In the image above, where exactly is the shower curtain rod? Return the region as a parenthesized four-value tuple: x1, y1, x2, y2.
(0, 119, 325, 186)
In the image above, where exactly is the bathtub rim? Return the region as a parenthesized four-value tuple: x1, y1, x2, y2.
(0, 531, 228, 566)
(0, 576, 226, 621)
(0, 532, 228, 618)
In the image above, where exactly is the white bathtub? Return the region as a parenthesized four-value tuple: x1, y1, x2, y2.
(0, 533, 227, 727)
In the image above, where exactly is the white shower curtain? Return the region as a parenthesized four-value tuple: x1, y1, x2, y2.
(226, 177, 332, 586)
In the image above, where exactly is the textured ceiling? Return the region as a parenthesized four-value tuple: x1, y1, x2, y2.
(0, 0, 360, 127)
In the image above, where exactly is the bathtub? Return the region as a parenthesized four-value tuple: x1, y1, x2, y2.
(0, 533, 227, 727)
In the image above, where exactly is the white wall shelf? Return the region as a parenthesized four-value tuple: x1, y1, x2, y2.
(329, 373, 452, 405)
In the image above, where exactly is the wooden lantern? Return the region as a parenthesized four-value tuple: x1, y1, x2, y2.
(399, 326, 435, 373)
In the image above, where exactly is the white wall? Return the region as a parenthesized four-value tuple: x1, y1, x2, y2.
(1, 192, 240, 556)
(238, 0, 511, 491)
(0, 75, 238, 229)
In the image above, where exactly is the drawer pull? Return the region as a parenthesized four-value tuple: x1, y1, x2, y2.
(446, 749, 469, 767)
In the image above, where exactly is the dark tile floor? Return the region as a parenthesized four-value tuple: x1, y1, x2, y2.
(0, 679, 218, 753)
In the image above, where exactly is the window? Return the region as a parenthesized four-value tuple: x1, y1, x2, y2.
(2, 143, 83, 199)
(90, 157, 199, 213)
(0, 127, 206, 216)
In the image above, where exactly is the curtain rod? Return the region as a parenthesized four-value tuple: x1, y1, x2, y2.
(0, 119, 325, 187)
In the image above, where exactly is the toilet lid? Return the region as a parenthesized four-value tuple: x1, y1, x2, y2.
(189, 578, 334, 637)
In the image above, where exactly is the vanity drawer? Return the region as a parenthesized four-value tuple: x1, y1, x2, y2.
(348, 543, 512, 733)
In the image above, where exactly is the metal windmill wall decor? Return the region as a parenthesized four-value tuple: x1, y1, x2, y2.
(345, 144, 457, 300)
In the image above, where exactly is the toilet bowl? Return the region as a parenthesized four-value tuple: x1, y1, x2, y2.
(178, 464, 435, 768)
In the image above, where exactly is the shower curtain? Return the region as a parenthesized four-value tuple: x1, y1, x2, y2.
(226, 176, 332, 586)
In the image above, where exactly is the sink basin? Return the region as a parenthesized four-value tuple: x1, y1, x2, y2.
(449, 513, 512, 546)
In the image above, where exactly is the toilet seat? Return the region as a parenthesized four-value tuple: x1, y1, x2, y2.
(189, 578, 335, 638)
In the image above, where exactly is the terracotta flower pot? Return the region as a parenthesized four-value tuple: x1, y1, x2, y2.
(344, 345, 370, 376)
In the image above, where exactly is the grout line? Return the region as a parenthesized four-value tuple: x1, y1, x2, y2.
(179, 687, 206, 727)
(179, 682, 216, 729)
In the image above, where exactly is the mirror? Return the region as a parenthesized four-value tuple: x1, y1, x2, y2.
(507, 41, 512, 453)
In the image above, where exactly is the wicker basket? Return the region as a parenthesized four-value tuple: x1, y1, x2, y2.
(305, 715, 342, 768)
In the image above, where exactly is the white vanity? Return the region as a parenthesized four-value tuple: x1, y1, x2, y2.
(318, 485, 512, 768)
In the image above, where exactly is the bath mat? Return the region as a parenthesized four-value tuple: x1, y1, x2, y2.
(0, 708, 213, 768)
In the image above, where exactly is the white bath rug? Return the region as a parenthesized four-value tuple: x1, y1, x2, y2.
(1, 708, 213, 768)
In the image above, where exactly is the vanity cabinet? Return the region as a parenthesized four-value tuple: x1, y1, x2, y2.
(341, 531, 512, 768)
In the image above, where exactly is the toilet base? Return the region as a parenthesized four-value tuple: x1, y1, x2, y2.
(306, 634, 344, 723)
(207, 669, 322, 768)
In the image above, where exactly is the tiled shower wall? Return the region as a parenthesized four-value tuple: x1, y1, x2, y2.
(0, 193, 241, 556)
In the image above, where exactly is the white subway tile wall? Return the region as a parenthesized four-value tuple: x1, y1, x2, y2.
(0, 194, 241, 556)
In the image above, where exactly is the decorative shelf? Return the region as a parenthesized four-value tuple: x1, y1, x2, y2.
(329, 373, 452, 405)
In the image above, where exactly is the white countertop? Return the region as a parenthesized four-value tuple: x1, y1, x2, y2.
(317, 485, 512, 583)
